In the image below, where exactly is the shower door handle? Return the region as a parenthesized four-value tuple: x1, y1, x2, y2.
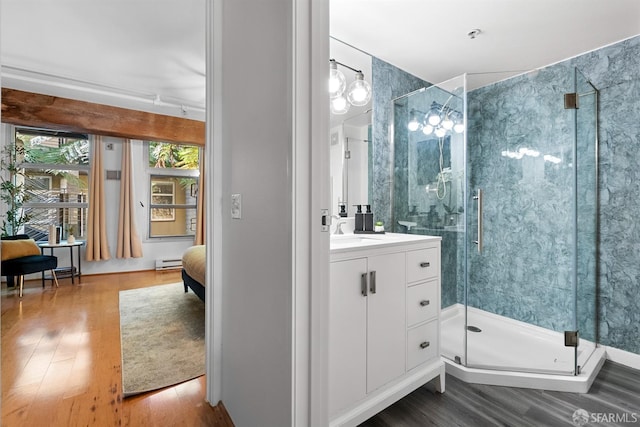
(473, 189, 483, 253)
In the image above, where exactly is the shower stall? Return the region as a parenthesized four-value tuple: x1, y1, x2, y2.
(390, 69, 605, 392)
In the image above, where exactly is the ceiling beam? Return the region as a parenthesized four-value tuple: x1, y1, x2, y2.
(1, 88, 205, 146)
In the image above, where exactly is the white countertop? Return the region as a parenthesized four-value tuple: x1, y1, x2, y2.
(330, 232, 440, 254)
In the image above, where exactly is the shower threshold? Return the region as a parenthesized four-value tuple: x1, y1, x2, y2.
(440, 304, 606, 393)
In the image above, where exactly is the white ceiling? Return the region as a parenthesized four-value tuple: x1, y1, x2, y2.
(1, 1, 639, 122)
(1, 0, 206, 119)
(331, 0, 640, 89)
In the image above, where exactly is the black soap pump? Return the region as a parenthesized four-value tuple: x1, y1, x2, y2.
(338, 203, 347, 218)
(364, 204, 374, 232)
(354, 205, 364, 232)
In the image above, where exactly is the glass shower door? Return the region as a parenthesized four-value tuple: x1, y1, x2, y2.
(575, 68, 598, 373)
(464, 66, 598, 375)
(390, 75, 467, 367)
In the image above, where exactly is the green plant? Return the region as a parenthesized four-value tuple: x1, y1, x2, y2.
(0, 144, 31, 237)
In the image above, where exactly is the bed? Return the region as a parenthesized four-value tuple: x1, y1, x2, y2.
(181, 245, 205, 302)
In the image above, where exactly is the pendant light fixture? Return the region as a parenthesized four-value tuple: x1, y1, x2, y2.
(329, 59, 372, 114)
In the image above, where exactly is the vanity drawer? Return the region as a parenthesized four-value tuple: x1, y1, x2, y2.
(407, 320, 438, 370)
(406, 248, 439, 284)
(407, 280, 438, 327)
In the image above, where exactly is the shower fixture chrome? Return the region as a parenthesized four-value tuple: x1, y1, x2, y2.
(473, 189, 483, 253)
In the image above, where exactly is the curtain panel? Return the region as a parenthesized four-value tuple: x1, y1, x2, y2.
(194, 147, 206, 245)
(116, 139, 143, 258)
(86, 135, 111, 261)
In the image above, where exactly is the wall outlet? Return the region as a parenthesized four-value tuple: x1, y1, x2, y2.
(231, 194, 242, 219)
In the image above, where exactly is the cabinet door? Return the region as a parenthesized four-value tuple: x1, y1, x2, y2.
(366, 252, 406, 393)
(329, 258, 368, 416)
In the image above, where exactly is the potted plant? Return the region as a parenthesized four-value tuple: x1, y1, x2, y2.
(0, 143, 31, 237)
(66, 224, 76, 244)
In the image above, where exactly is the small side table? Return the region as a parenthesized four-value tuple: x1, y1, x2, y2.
(38, 240, 85, 285)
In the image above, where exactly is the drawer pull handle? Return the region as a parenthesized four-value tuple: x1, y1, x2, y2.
(420, 300, 430, 307)
(370, 270, 377, 294)
(420, 341, 430, 349)
(420, 262, 430, 268)
(361, 273, 368, 297)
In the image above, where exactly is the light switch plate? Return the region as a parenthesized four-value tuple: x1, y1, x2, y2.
(231, 194, 242, 219)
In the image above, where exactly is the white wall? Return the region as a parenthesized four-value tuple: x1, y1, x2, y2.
(218, 1, 295, 425)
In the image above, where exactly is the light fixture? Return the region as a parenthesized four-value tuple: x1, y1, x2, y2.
(408, 109, 422, 132)
(329, 60, 346, 99)
(441, 112, 454, 130)
(329, 59, 372, 114)
(452, 111, 465, 133)
(330, 95, 350, 115)
(426, 102, 442, 126)
(407, 101, 464, 138)
(347, 72, 372, 106)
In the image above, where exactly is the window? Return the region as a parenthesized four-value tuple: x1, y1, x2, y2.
(16, 127, 90, 241)
(147, 142, 200, 238)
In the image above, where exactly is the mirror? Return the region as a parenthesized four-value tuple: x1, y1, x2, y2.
(330, 110, 371, 217)
(329, 39, 372, 217)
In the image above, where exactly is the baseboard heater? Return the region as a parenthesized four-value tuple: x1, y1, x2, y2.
(155, 258, 183, 271)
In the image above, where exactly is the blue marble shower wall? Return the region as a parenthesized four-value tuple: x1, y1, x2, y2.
(372, 35, 640, 355)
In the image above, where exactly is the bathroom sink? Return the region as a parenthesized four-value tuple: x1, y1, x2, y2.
(330, 235, 381, 246)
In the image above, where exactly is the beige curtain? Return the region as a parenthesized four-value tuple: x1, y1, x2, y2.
(194, 147, 205, 245)
(86, 135, 111, 261)
(116, 139, 143, 258)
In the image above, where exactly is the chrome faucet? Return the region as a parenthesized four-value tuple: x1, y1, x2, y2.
(332, 215, 348, 235)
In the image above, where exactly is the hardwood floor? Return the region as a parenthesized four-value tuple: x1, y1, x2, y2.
(1, 270, 234, 427)
(360, 361, 640, 427)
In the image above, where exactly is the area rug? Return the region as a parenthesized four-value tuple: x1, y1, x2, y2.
(119, 282, 205, 397)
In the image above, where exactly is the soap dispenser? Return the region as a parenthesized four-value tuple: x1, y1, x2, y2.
(364, 204, 374, 232)
(354, 205, 364, 232)
(338, 203, 347, 218)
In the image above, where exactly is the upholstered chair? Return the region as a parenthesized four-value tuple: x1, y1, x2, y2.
(1, 235, 59, 297)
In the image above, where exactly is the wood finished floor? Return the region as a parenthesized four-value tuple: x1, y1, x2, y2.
(360, 361, 640, 427)
(1, 270, 234, 427)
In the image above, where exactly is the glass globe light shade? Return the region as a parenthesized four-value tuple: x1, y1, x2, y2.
(408, 119, 421, 132)
(441, 115, 454, 130)
(347, 72, 372, 106)
(451, 111, 465, 133)
(329, 62, 346, 99)
(435, 127, 447, 138)
(426, 111, 441, 126)
(422, 124, 434, 135)
(330, 95, 350, 115)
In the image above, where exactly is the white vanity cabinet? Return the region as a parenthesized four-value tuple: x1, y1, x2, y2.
(329, 234, 445, 427)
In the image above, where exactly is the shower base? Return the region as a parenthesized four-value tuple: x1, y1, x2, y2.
(441, 304, 606, 393)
